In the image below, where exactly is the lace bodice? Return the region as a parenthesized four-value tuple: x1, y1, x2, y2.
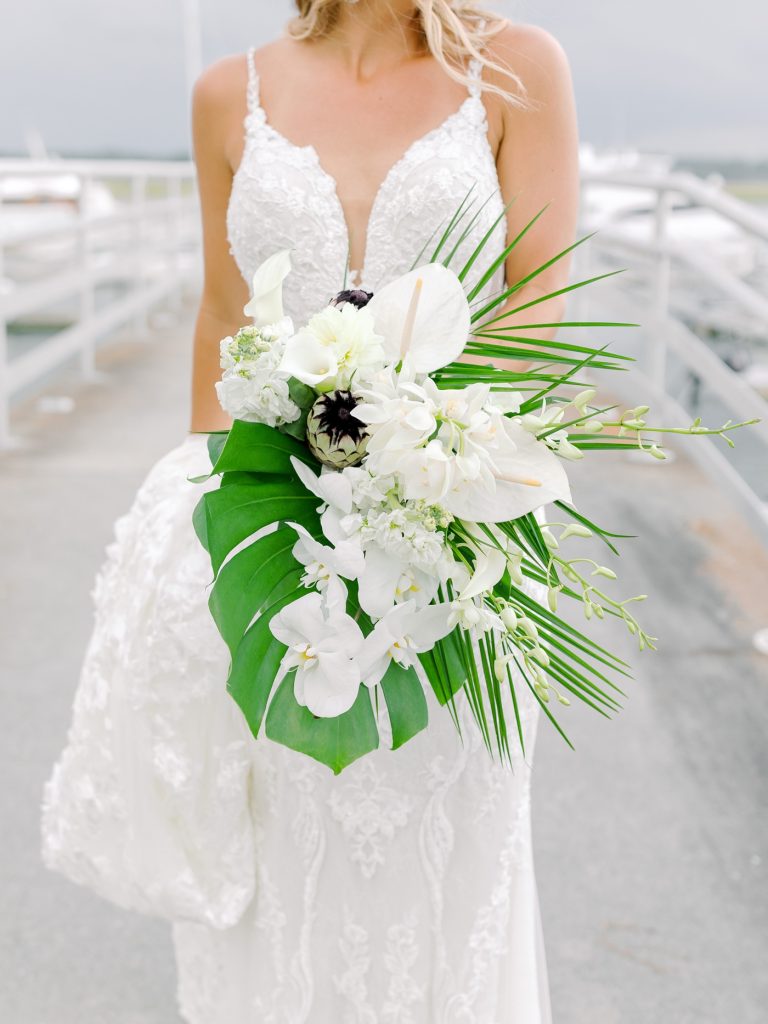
(226, 47, 508, 325)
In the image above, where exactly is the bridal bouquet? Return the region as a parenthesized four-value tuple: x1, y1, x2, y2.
(193, 200, 753, 773)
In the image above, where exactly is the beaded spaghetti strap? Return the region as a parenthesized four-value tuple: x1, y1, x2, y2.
(245, 46, 259, 116)
(467, 56, 483, 99)
(467, 17, 487, 99)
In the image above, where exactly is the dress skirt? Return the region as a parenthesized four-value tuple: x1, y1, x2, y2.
(42, 433, 553, 1024)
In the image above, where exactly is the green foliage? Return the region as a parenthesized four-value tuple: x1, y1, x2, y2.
(265, 674, 380, 774)
(191, 193, 758, 771)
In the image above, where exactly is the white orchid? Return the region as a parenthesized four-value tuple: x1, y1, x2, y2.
(354, 374, 572, 522)
(359, 600, 454, 688)
(269, 592, 365, 718)
(280, 303, 386, 391)
(357, 544, 440, 619)
(243, 248, 293, 329)
(448, 598, 503, 635)
(290, 456, 354, 514)
(519, 402, 584, 462)
(287, 522, 364, 607)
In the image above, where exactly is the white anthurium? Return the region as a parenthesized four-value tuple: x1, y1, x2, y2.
(441, 421, 573, 523)
(287, 521, 364, 595)
(358, 600, 454, 688)
(357, 544, 440, 619)
(243, 249, 292, 328)
(366, 263, 471, 373)
(290, 456, 354, 514)
(458, 545, 508, 601)
(269, 592, 364, 718)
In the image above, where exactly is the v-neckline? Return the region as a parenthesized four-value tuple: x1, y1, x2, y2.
(247, 77, 483, 287)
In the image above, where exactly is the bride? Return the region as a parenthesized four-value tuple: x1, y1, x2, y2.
(42, 1, 579, 1021)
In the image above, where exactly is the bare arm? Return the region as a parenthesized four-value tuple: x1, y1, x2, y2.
(466, 25, 580, 371)
(189, 59, 251, 433)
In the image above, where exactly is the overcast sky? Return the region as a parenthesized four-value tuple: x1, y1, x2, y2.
(1, 0, 766, 159)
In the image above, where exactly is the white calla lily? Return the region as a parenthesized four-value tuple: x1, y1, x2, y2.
(279, 330, 340, 390)
(359, 600, 454, 688)
(243, 249, 292, 327)
(366, 263, 470, 373)
(270, 592, 364, 718)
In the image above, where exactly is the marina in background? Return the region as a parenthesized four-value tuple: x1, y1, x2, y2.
(1, 145, 766, 544)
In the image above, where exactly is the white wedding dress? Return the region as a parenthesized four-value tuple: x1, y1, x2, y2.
(41, 48, 553, 1024)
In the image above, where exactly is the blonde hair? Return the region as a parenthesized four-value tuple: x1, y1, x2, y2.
(289, 1, 532, 110)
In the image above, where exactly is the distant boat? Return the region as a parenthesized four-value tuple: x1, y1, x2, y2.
(578, 142, 761, 277)
(0, 169, 118, 286)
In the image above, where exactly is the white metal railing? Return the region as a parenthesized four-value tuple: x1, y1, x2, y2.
(575, 169, 768, 545)
(0, 158, 201, 448)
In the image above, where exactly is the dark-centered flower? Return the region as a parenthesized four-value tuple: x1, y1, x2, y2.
(330, 288, 374, 310)
(306, 390, 369, 469)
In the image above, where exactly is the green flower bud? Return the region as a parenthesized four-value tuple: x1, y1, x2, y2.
(518, 616, 539, 640)
(500, 607, 518, 632)
(531, 647, 550, 667)
(573, 388, 597, 412)
(560, 524, 592, 541)
(592, 566, 617, 580)
(542, 527, 559, 550)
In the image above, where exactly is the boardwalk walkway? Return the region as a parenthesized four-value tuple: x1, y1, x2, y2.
(1, 303, 766, 1022)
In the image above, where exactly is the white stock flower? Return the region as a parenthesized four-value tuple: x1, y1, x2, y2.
(280, 303, 386, 391)
(270, 592, 364, 718)
(215, 338, 300, 427)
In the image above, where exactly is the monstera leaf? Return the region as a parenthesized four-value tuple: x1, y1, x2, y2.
(193, 420, 401, 774)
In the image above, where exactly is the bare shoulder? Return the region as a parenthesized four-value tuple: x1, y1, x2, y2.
(484, 21, 574, 104)
(191, 39, 291, 112)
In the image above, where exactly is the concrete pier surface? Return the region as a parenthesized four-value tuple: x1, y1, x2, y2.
(1, 303, 766, 1023)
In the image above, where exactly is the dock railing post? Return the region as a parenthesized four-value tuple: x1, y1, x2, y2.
(132, 172, 149, 337)
(0, 204, 10, 449)
(169, 172, 183, 316)
(651, 187, 672, 408)
(78, 173, 97, 379)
